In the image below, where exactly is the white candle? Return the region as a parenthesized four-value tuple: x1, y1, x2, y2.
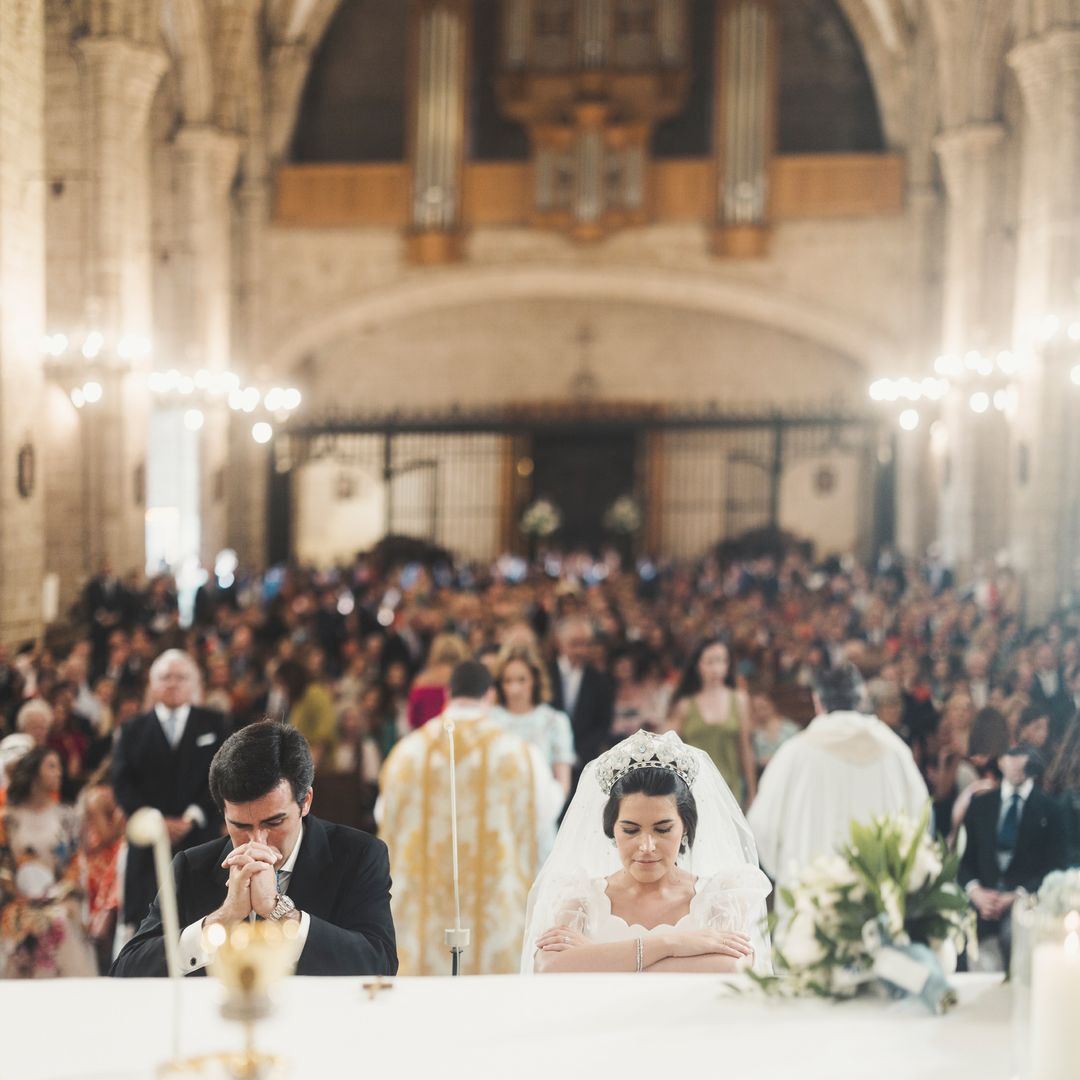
(1030, 913, 1080, 1080)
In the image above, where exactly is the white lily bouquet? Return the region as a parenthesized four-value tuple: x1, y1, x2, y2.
(520, 498, 561, 537)
(761, 806, 976, 1013)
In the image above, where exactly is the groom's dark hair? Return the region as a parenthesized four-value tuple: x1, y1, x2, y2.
(602, 768, 698, 851)
(209, 719, 314, 810)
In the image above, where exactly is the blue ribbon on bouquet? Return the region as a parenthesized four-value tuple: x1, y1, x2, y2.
(860, 916, 958, 1015)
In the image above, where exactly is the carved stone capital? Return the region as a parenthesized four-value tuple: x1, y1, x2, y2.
(1009, 30, 1080, 118)
(932, 122, 1005, 204)
(174, 125, 242, 198)
(74, 38, 167, 136)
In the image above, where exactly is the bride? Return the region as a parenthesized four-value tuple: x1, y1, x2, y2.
(522, 730, 771, 974)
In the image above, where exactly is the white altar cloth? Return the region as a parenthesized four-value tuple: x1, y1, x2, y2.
(2, 973, 1009, 1080)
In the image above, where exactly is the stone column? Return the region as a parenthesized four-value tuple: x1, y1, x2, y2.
(894, 182, 946, 560)
(1008, 31, 1080, 618)
(933, 122, 1011, 580)
(893, 22, 946, 560)
(0, 0, 47, 643)
(227, 174, 271, 570)
(171, 124, 241, 570)
(74, 36, 166, 577)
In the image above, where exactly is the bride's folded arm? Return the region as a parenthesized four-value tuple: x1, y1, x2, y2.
(643, 953, 744, 973)
(533, 932, 668, 973)
(532, 926, 753, 974)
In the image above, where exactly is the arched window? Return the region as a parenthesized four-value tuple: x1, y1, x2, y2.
(651, 0, 716, 158)
(471, 0, 531, 160)
(291, 0, 409, 163)
(651, 0, 885, 158)
(777, 0, 885, 153)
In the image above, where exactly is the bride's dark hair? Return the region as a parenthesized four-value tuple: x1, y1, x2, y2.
(602, 767, 698, 850)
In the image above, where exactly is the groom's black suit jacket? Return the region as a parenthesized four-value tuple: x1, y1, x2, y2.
(110, 816, 398, 978)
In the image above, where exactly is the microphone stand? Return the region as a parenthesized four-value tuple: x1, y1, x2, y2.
(442, 711, 470, 976)
(127, 807, 183, 1061)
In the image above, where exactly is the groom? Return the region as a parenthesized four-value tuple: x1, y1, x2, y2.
(111, 720, 397, 977)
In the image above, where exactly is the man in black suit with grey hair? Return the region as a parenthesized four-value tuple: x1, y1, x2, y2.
(112, 648, 227, 929)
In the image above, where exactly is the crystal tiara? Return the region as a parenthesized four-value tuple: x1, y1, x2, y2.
(594, 730, 700, 796)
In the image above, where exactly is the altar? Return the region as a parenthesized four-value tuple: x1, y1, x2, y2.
(4, 973, 1010, 1080)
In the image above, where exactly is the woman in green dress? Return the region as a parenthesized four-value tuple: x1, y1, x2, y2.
(665, 639, 756, 808)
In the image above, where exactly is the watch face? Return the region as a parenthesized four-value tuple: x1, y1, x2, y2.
(271, 894, 295, 920)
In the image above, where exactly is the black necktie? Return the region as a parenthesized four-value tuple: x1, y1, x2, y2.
(998, 793, 1021, 855)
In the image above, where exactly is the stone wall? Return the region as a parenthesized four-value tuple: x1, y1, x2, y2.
(0, 0, 47, 643)
(254, 211, 918, 564)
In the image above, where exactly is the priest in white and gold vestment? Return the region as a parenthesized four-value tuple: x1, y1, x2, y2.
(379, 661, 562, 975)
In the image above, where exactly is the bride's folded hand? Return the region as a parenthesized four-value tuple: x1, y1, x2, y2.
(536, 926, 590, 952)
(665, 929, 753, 960)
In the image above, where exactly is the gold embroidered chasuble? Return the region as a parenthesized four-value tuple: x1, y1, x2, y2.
(380, 712, 540, 975)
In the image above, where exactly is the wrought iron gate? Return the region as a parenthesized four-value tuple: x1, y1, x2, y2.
(271, 403, 887, 563)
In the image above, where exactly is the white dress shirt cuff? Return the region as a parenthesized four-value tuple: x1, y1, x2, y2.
(179, 911, 311, 974)
(180, 919, 210, 973)
(296, 910, 311, 950)
(182, 805, 206, 829)
(964, 880, 981, 897)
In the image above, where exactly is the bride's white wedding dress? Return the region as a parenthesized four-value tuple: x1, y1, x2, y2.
(561, 869, 771, 958)
(521, 730, 772, 973)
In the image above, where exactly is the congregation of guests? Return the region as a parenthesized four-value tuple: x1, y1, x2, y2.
(0, 543, 1079, 977)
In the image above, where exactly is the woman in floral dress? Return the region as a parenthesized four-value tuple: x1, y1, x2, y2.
(0, 747, 95, 977)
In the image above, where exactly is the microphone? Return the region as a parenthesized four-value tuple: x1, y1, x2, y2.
(442, 708, 471, 975)
(127, 807, 182, 978)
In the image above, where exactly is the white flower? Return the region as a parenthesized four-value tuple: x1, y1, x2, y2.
(602, 495, 642, 534)
(520, 499, 561, 537)
(782, 912, 825, 968)
(880, 879, 905, 938)
(1038, 870, 1080, 916)
(908, 839, 942, 891)
(934, 938, 958, 975)
(894, 815, 920, 854)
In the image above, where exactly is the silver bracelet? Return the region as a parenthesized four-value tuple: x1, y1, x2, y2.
(635, 936, 644, 973)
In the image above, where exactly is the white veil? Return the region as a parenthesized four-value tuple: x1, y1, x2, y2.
(520, 730, 771, 973)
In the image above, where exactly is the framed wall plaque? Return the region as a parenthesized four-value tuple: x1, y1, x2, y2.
(16, 442, 34, 499)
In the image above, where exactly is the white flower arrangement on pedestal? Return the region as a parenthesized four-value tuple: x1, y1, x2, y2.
(602, 495, 642, 535)
(759, 805, 976, 1013)
(520, 498, 561, 538)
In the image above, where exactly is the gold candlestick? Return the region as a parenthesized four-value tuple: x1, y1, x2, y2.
(159, 920, 301, 1080)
